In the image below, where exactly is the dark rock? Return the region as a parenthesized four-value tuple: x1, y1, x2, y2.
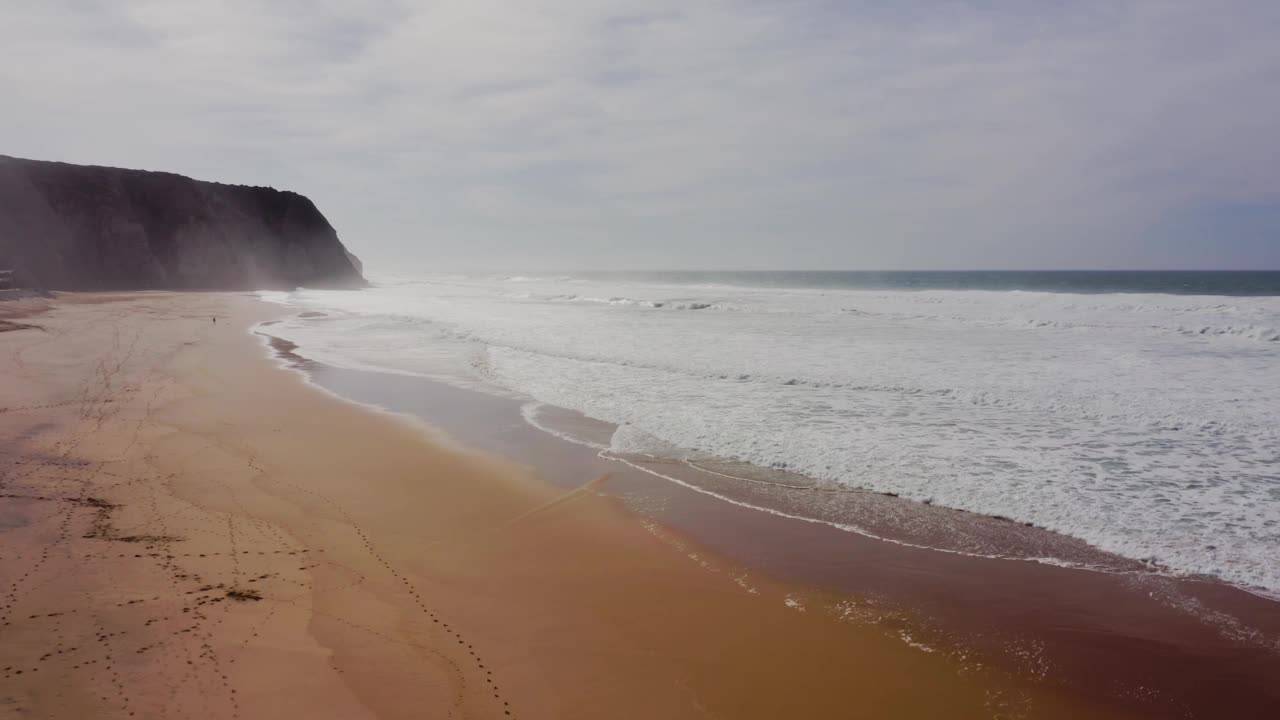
(344, 249, 363, 276)
(0, 155, 365, 290)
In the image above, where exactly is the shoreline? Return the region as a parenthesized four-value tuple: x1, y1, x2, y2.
(257, 275, 1280, 597)
(0, 292, 1139, 718)
(256, 313, 1280, 717)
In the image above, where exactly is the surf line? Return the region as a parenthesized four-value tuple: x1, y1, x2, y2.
(519, 402, 1166, 579)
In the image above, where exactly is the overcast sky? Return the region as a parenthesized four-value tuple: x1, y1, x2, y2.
(3, 1, 1278, 270)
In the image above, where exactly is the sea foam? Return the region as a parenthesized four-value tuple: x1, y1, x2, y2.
(260, 273, 1280, 593)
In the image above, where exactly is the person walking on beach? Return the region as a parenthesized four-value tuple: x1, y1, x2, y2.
(212, 316, 216, 324)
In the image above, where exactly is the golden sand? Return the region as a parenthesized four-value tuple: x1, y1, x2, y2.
(0, 293, 1119, 718)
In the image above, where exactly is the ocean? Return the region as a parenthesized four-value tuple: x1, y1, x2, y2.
(258, 270, 1280, 594)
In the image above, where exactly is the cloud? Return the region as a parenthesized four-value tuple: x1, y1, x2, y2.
(2, 0, 1278, 269)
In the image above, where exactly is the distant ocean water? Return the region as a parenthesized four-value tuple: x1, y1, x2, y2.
(259, 270, 1280, 593)
(568, 270, 1280, 296)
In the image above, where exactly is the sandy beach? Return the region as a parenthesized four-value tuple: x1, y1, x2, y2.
(292, 350, 1280, 718)
(0, 293, 1143, 719)
(6, 1, 1279, 715)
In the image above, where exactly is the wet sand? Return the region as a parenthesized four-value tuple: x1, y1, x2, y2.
(271, 319, 1280, 718)
(0, 292, 1138, 718)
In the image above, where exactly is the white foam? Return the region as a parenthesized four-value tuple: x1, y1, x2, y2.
(609, 423, 693, 459)
(256, 274, 1280, 593)
(519, 402, 608, 451)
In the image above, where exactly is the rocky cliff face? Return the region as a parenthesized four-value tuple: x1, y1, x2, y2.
(0, 155, 365, 290)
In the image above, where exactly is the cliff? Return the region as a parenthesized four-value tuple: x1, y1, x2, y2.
(0, 155, 365, 290)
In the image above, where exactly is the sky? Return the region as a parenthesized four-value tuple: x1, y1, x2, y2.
(2, 0, 1279, 271)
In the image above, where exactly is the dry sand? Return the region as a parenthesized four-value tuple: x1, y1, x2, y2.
(0, 293, 1124, 719)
